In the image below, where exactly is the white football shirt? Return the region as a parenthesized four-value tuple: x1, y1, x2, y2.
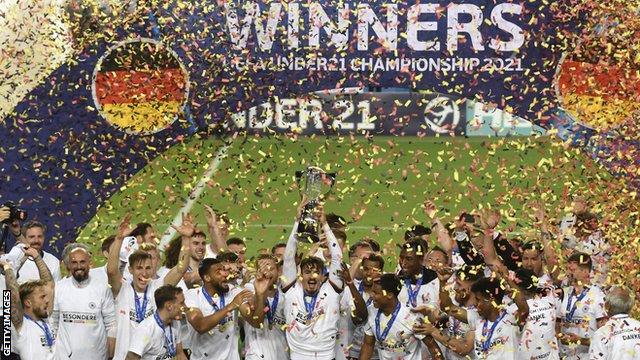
(243, 283, 289, 360)
(519, 294, 560, 360)
(185, 285, 242, 360)
(6, 247, 61, 284)
(284, 281, 342, 360)
(363, 301, 425, 360)
(51, 276, 116, 360)
(13, 317, 56, 360)
(469, 304, 521, 359)
(557, 285, 607, 360)
(398, 268, 439, 310)
(113, 278, 164, 360)
(342, 280, 379, 360)
(128, 313, 181, 360)
(589, 314, 640, 360)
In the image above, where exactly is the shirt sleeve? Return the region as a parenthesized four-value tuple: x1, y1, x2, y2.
(102, 286, 117, 335)
(323, 224, 343, 289)
(466, 309, 480, 330)
(51, 259, 61, 282)
(593, 288, 607, 319)
(128, 323, 151, 356)
(281, 221, 299, 288)
(184, 289, 198, 309)
(588, 327, 607, 359)
(51, 284, 61, 333)
(364, 320, 374, 337)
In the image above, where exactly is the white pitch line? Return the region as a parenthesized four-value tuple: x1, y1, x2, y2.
(159, 142, 231, 248)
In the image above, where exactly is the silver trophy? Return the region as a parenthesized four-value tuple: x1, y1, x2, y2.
(295, 166, 336, 242)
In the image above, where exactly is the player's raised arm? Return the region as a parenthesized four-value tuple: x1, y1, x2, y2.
(164, 212, 194, 286)
(319, 203, 343, 291)
(281, 197, 306, 292)
(108, 213, 132, 297)
(1, 260, 23, 330)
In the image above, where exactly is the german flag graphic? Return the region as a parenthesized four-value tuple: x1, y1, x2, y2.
(93, 39, 189, 134)
(557, 21, 640, 131)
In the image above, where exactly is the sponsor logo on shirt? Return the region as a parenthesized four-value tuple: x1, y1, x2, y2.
(621, 332, 640, 341)
(128, 308, 155, 322)
(376, 330, 414, 353)
(62, 311, 98, 324)
(531, 351, 552, 359)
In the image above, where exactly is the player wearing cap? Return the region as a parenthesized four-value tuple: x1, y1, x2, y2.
(50, 243, 116, 360)
(556, 252, 607, 360)
(280, 199, 345, 360)
(126, 285, 187, 360)
(589, 285, 640, 359)
(109, 214, 192, 360)
(2, 249, 55, 360)
(359, 273, 443, 360)
(184, 256, 253, 360)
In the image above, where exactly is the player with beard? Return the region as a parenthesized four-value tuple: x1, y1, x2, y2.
(184, 257, 254, 360)
(346, 254, 385, 360)
(414, 265, 482, 360)
(242, 254, 289, 360)
(109, 214, 192, 360)
(126, 285, 188, 360)
(281, 199, 345, 360)
(182, 230, 206, 288)
(50, 243, 116, 360)
(5, 220, 61, 284)
(359, 273, 443, 360)
(2, 248, 55, 360)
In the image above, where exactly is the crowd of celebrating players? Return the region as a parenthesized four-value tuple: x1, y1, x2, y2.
(0, 195, 638, 360)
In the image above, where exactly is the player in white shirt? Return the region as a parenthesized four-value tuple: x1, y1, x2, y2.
(185, 256, 254, 360)
(109, 214, 192, 360)
(345, 254, 385, 360)
(589, 285, 640, 359)
(514, 268, 560, 360)
(51, 243, 116, 360)
(89, 235, 116, 287)
(242, 254, 290, 360)
(556, 252, 607, 360)
(398, 240, 440, 310)
(359, 273, 443, 360)
(520, 241, 559, 291)
(415, 265, 482, 360)
(5, 221, 61, 284)
(2, 250, 56, 360)
(335, 241, 374, 360)
(280, 200, 344, 360)
(126, 285, 187, 360)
